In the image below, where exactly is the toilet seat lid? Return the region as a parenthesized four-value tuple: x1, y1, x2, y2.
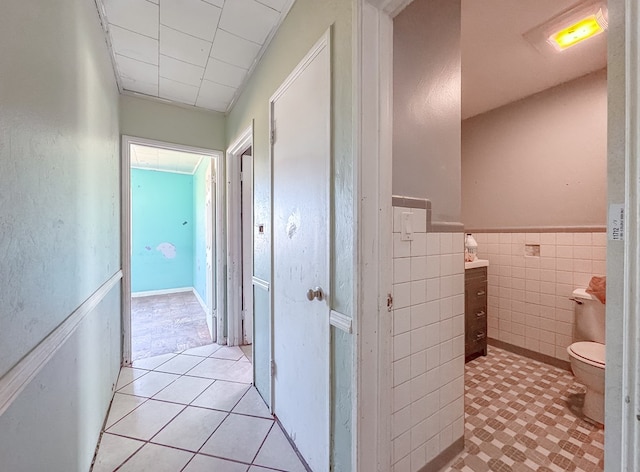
(569, 341, 605, 367)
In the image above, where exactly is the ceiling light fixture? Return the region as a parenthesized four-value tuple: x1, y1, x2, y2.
(524, 0, 608, 53)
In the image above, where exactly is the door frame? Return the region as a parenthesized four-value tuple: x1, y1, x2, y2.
(353, 0, 640, 470)
(120, 135, 224, 365)
(226, 124, 254, 348)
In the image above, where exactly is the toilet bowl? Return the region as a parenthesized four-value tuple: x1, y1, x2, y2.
(567, 341, 605, 424)
(568, 288, 606, 425)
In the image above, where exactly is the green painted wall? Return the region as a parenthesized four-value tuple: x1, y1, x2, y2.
(226, 1, 354, 469)
(0, 0, 121, 469)
(120, 94, 226, 151)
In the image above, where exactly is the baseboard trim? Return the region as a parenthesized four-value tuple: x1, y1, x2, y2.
(488, 338, 571, 371)
(0, 270, 123, 417)
(418, 435, 464, 472)
(131, 287, 193, 298)
(192, 288, 208, 313)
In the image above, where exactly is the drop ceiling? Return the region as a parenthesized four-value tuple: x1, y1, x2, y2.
(98, 0, 294, 113)
(131, 144, 209, 174)
(462, 0, 607, 119)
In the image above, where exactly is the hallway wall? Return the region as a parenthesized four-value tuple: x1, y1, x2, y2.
(0, 0, 121, 470)
(120, 95, 226, 151)
(225, 1, 354, 469)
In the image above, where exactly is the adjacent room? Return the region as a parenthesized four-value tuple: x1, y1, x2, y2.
(391, 0, 606, 470)
(128, 142, 216, 360)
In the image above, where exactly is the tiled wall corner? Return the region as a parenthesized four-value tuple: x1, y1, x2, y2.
(473, 231, 607, 362)
(391, 205, 465, 472)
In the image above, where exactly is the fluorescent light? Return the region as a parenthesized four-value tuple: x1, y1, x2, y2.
(549, 11, 607, 51)
(523, 0, 608, 54)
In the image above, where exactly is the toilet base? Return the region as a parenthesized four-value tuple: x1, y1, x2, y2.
(583, 389, 604, 425)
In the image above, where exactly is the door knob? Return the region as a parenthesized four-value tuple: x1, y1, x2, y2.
(306, 287, 324, 301)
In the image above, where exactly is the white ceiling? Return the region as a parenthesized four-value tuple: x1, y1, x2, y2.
(98, 0, 294, 113)
(131, 144, 207, 174)
(461, 0, 607, 119)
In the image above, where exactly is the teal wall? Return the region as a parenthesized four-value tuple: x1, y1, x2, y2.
(131, 169, 195, 292)
(192, 159, 210, 304)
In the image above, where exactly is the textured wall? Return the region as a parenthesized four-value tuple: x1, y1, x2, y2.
(462, 70, 607, 230)
(393, 0, 462, 224)
(225, 0, 353, 469)
(0, 0, 121, 469)
(120, 95, 226, 151)
(391, 204, 465, 471)
(131, 169, 195, 293)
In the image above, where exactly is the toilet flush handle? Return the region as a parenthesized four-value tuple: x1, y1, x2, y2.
(569, 297, 583, 305)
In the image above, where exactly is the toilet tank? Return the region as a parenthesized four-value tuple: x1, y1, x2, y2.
(573, 288, 606, 344)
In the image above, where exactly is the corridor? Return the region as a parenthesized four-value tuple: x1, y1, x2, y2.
(92, 345, 306, 471)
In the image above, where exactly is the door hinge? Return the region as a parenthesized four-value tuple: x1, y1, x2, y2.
(387, 293, 393, 312)
(270, 125, 276, 145)
(271, 360, 276, 376)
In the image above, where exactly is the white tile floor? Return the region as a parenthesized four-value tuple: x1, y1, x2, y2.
(92, 345, 307, 472)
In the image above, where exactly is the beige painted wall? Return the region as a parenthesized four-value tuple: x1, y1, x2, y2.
(462, 69, 607, 230)
(0, 0, 121, 469)
(225, 1, 353, 470)
(120, 95, 226, 151)
(393, 0, 462, 224)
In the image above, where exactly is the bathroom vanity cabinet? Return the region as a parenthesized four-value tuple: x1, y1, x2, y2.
(465, 266, 488, 361)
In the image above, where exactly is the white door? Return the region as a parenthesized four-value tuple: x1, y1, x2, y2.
(271, 32, 330, 472)
(241, 154, 254, 345)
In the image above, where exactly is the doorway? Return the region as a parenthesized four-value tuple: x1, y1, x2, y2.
(121, 136, 224, 365)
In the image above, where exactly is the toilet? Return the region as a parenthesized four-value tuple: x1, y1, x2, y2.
(567, 288, 606, 425)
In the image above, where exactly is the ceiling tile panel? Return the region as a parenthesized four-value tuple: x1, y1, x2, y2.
(219, 0, 280, 44)
(210, 30, 261, 70)
(204, 59, 247, 88)
(196, 80, 235, 111)
(103, 0, 159, 39)
(159, 77, 200, 105)
(110, 25, 159, 65)
(256, 0, 289, 12)
(160, 55, 205, 87)
(160, 0, 222, 42)
(98, 0, 294, 111)
(160, 25, 212, 67)
(199, 79, 236, 103)
(121, 77, 159, 96)
(202, 0, 224, 7)
(116, 54, 158, 85)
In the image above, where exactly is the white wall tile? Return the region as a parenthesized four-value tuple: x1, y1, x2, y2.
(411, 233, 427, 257)
(394, 332, 411, 361)
(394, 307, 411, 335)
(476, 231, 607, 361)
(394, 258, 411, 284)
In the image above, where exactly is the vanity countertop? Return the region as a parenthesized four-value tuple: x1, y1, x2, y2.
(465, 259, 489, 270)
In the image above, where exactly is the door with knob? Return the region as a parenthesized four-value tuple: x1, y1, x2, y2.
(271, 32, 330, 472)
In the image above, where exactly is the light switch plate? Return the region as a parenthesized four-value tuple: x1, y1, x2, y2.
(400, 212, 413, 241)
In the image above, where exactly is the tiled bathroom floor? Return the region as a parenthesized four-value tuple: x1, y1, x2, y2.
(92, 344, 306, 472)
(131, 292, 213, 361)
(446, 346, 604, 472)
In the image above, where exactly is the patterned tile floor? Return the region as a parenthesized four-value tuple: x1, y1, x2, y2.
(131, 292, 212, 361)
(92, 344, 306, 472)
(446, 346, 604, 472)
